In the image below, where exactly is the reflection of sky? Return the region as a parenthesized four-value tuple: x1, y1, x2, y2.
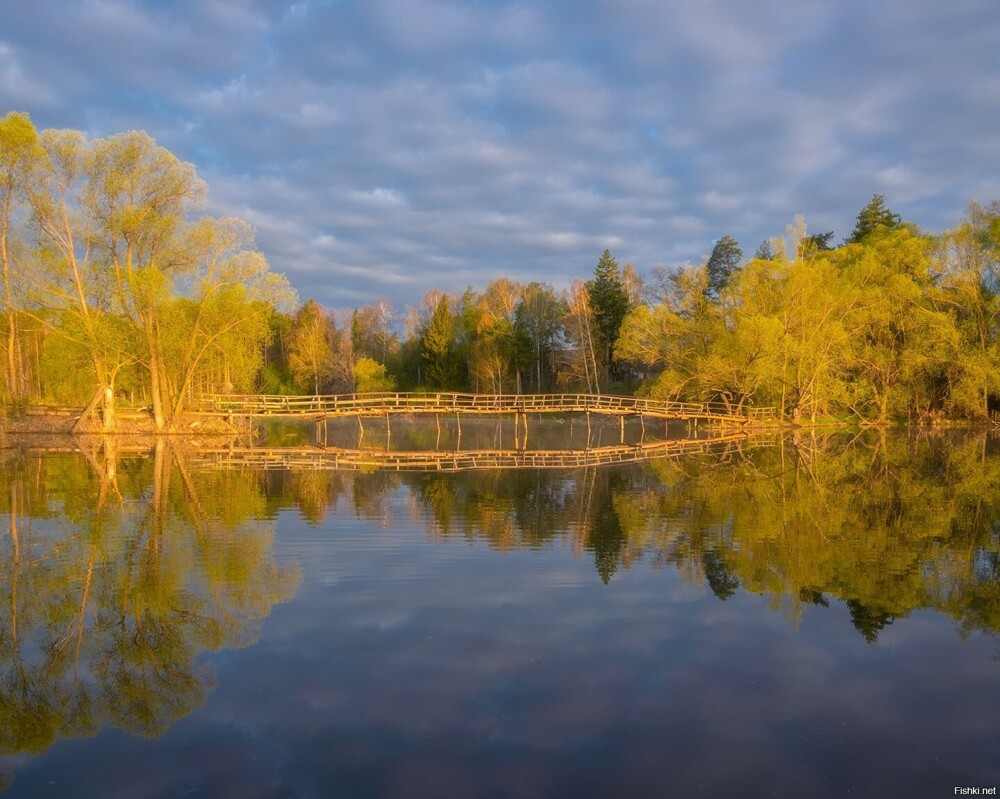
(8, 489, 1000, 798)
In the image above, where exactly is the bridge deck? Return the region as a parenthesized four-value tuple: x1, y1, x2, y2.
(187, 434, 754, 472)
(195, 392, 777, 424)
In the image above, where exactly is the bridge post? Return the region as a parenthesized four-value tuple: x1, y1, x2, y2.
(620, 415, 625, 444)
(639, 413, 645, 443)
(586, 411, 591, 449)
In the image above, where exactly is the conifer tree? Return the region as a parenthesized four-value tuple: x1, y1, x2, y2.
(421, 295, 458, 388)
(754, 239, 776, 260)
(705, 235, 743, 299)
(847, 194, 902, 244)
(586, 249, 630, 390)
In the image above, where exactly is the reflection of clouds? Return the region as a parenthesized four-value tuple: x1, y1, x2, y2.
(185, 513, 1000, 796)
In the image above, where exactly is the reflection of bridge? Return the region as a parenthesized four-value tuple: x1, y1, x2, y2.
(187, 435, 754, 472)
(196, 392, 777, 425)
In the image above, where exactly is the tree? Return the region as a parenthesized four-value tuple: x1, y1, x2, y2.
(288, 300, 332, 394)
(934, 200, 1000, 418)
(349, 299, 398, 364)
(705, 235, 742, 299)
(27, 127, 139, 429)
(84, 130, 206, 430)
(422, 294, 459, 388)
(754, 239, 777, 260)
(559, 280, 600, 392)
(840, 228, 951, 422)
(21, 126, 293, 427)
(352, 356, 395, 393)
(586, 249, 630, 390)
(516, 282, 564, 391)
(0, 112, 40, 402)
(470, 278, 527, 393)
(846, 193, 902, 244)
(804, 231, 835, 253)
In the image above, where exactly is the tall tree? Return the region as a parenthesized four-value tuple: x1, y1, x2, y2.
(422, 295, 459, 388)
(288, 300, 332, 394)
(705, 235, 743, 299)
(0, 112, 40, 402)
(85, 130, 206, 429)
(516, 282, 564, 391)
(934, 200, 1000, 417)
(586, 249, 630, 390)
(560, 280, 600, 392)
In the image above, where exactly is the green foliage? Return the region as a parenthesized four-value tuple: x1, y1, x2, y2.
(705, 234, 742, 299)
(288, 299, 332, 394)
(804, 231, 835, 253)
(847, 193, 902, 244)
(586, 249, 631, 388)
(421, 295, 460, 388)
(353, 357, 396, 393)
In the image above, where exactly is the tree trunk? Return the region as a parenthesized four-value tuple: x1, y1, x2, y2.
(102, 383, 115, 431)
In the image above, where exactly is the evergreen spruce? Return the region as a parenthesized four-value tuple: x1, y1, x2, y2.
(587, 249, 631, 388)
(847, 194, 901, 244)
(421, 296, 458, 388)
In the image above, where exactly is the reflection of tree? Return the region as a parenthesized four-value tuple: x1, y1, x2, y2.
(0, 445, 299, 769)
(702, 550, 740, 601)
(288, 431, 1000, 643)
(615, 431, 1000, 642)
(846, 600, 895, 644)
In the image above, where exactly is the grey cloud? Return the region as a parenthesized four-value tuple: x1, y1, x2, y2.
(2, 0, 998, 307)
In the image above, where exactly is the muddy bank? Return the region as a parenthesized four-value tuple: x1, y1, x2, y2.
(0, 410, 240, 438)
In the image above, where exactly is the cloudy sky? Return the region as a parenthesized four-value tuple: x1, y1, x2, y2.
(3, 0, 998, 309)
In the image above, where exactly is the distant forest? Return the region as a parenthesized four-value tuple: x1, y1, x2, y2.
(2, 112, 999, 429)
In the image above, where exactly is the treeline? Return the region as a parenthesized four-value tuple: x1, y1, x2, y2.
(4, 111, 1000, 426)
(619, 197, 1000, 424)
(265, 194, 1000, 425)
(269, 256, 642, 400)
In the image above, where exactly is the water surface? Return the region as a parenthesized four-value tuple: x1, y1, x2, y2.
(0, 430, 998, 797)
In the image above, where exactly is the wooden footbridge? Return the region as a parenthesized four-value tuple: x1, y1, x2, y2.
(195, 392, 777, 426)
(187, 433, 756, 473)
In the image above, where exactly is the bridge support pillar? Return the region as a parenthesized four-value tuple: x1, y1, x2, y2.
(620, 415, 625, 444)
(586, 411, 591, 448)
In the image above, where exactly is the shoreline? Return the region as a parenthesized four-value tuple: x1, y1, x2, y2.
(0, 410, 994, 440)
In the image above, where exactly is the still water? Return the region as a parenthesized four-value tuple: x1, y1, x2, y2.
(0, 426, 998, 798)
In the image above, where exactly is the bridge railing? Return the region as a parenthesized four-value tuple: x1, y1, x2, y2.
(188, 434, 754, 472)
(194, 392, 776, 421)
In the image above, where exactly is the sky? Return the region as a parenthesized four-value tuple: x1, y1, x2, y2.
(2, 0, 999, 310)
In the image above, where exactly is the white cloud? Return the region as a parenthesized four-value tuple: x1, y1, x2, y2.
(3, 0, 997, 307)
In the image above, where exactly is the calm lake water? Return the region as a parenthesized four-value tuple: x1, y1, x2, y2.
(1, 425, 999, 798)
